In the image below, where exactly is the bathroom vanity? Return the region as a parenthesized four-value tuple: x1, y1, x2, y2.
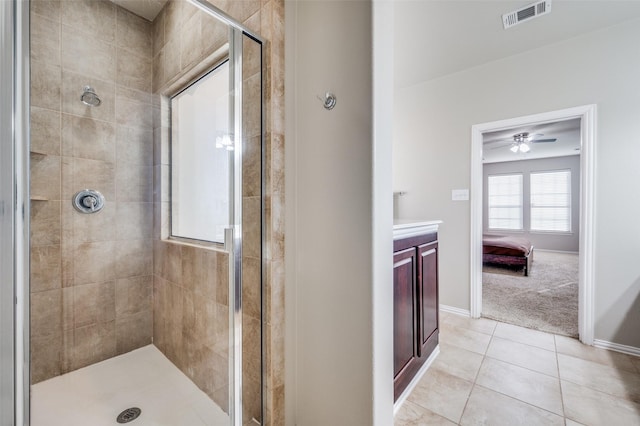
(393, 220, 441, 401)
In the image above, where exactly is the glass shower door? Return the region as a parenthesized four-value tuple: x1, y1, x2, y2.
(17, 0, 264, 424)
(225, 22, 265, 425)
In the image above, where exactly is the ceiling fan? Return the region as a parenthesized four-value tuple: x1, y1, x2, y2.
(486, 132, 557, 153)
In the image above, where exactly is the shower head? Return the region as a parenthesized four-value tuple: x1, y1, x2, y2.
(81, 86, 101, 107)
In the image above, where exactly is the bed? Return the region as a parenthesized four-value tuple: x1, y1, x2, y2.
(483, 234, 534, 276)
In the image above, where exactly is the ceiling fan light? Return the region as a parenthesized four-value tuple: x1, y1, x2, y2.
(510, 145, 519, 153)
(520, 143, 530, 153)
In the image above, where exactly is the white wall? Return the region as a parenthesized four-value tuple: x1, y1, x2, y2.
(483, 155, 581, 252)
(285, 0, 394, 424)
(394, 18, 640, 347)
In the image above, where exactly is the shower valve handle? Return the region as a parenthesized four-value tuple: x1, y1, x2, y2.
(82, 195, 97, 211)
(73, 190, 105, 214)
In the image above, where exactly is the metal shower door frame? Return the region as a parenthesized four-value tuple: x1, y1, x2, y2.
(1, 0, 30, 424)
(189, 1, 264, 425)
(226, 26, 245, 426)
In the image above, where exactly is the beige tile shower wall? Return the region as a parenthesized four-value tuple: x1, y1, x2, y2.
(260, 1, 285, 424)
(242, 33, 263, 424)
(152, 242, 231, 410)
(30, 0, 154, 384)
(151, 0, 285, 423)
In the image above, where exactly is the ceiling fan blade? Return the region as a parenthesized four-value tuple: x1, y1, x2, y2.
(487, 143, 512, 150)
(483, 138, 512, 145)
(532, 138, 557, 143)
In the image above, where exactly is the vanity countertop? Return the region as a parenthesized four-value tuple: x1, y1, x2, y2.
(393, 220, 442, 240)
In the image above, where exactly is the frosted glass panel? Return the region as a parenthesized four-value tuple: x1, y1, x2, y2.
(171, 61, 231, 243)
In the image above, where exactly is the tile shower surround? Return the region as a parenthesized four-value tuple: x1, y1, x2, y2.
(30, 0, 154, 383)
(30, 0, 285, 424)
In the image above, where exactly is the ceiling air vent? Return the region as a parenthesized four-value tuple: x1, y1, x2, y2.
(503, 0, 552, 29)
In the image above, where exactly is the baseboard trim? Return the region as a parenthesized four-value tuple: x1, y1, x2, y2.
(440, 304, 470, 317)
(393, 346, 440, 415)
(593, 339, 640, 357)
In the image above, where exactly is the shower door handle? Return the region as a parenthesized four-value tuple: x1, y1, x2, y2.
(224, 227, 234, 252)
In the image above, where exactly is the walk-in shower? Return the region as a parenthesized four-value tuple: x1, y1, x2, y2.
(1, 0, 266, 424)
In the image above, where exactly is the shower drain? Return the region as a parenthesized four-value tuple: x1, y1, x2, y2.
(116, 407, 141, 423)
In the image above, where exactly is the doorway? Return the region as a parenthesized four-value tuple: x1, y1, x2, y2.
(470, 105, 597, 345)
(481, 120, 580, 336)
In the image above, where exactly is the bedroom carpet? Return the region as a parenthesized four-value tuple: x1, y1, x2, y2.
(482, 251, 579, 337)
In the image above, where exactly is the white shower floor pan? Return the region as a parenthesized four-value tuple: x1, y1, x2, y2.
(31, 345, 228, 426)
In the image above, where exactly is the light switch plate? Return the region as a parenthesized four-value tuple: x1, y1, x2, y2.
(452, 189, 469, 201)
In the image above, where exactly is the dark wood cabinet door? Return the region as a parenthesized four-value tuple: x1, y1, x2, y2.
(393, 231, 440, 402)
(393, 247, 417, 379)
(418, 241, 438, 351)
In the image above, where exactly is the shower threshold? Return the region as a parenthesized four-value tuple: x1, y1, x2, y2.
(31, 345, 228, 426)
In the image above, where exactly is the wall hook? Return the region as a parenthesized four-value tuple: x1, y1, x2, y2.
(317, 92, 337, 110)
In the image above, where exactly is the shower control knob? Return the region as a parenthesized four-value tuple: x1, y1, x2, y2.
(73, 190, 105, 214)
(82, 196, 97, 211)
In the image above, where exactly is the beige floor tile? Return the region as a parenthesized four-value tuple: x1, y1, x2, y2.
(555, 334, 638, 373)
(444, 313, 497, 336)
(439, 310, 454, 321)
(395, 400, 456, 426)
(407, 368, 474, 423)
(431, 342, 484, 382)
(476, 357, 563, 415)
(460, 385, 564, 426)
(493, 322, 556, 351)
(557, 353, 640, 403)
(562, 380, 640, 425)
(486, 336, 558, 377)
(440, 323, 492, 355)
(564, 420, 586, 426)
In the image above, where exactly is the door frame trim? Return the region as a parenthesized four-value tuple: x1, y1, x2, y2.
(470, 104, 597, 344)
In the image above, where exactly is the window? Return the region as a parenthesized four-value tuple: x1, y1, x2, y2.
(170, 61, 231, 243)
(488, 174, 523, 230)
(530, 170, 571, 232)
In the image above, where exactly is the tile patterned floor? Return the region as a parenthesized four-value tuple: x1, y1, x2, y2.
(31, 345, 228, 426)
(395, 311, 640, 425)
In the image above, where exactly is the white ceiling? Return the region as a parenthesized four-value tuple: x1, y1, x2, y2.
(112, 0, 168, 21)
(482, 118, 581, 163)
(394, 0, 640, 89)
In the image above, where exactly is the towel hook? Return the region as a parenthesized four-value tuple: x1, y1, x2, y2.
(317, 92, 337, 110)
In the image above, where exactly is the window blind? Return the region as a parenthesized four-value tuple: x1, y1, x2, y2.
(530, 170, 571, 232)
(488, 174, 523, 230)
